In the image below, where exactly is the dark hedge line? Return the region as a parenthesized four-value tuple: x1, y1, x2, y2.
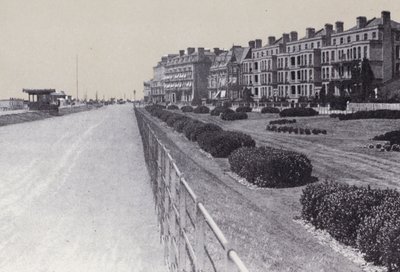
(229, 146, 313, 188)
(261, 107, 280, 114)
(181, 105, 194, 112)
(144, 105, 254, 158)
(197, 131, 255, 158)
(373, 130, 400, 145)
(193, 105, 210, 114)
(280, 108, 319, 117)
(235, 106, 252, 113)
(330, 110, 400, 120)
(210, 106, 231, 116)
(167, 104, 179, 110)
(221, 110, 248, 121)
(266, 125, 327, 135)
(269, 119, 296, 125)
(301, 181, 400, 270)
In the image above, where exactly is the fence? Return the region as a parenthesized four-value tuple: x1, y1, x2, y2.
(135, 108, 249, 272)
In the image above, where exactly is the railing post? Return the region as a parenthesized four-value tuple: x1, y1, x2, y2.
(178, 175, 187, 272)
(195, 202, 206, 272)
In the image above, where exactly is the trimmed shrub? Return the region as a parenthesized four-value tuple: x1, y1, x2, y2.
(167, 104, 179, 110)
(166, 113, 185, 127)
(181, 105, 194, 112)
(210, 106, 231, 116)
(235, 106, 252, 113)
(173, 117, 191, 133)
(301, 182, 400, 271)
(373, 130, 400, 145)
(193, 105, 210, 114)
(182, 119, 204, 140)
(337, 110, 400, 121)
(261, 107, 280, 114)
(197, 130, 255, 158)
(280, 108, 319, 117)
(221, 111, 248, 121)
(305, 128, 311, 135)
(229, 146, 313, 188)
(188, 123, 223, 141)
(269, 119, 296, 125)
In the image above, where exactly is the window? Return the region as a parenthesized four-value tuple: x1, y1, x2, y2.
(254, 62, 258, 70)
(305, 44, 308, 49)
(311, 42, 314, 48)
(293, 46, 295, 52)
(396, 46, 400, 59)
(291, 86, 296, 95)
(356, 35, 360, 41)
(340, 38, 344, 44)
(364, 46, 368, 58)
(309, 54, 313, 65)
(291, 71, 296, 80)
(317, 42, 321, 48)
(291, 57, 296, 66)
(372, 32, 377, 39)
(331, 51, 335, 61)
(358, 47, 361, 59)
(333, 39, 336, 45)
(347, 36, 351, 43)
(254, 88, 259, 96)
(298, 44, 301, 51)
(254, 75, 258, 83)
(364, 33, 368, 40)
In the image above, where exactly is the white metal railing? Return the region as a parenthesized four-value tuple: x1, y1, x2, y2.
(135, 108, 249, 272)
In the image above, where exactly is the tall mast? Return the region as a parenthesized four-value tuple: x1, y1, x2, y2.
(76, 55, 79, 101)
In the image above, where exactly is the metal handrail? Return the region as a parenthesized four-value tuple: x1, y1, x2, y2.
(135, 108, 250, 272)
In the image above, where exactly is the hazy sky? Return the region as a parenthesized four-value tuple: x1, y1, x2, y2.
(0, 0, 399, 100)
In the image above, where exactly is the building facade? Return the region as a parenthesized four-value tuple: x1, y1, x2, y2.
(163, 47, 215, 104)
(143, 81, 151, 102)
(207, 46, 248, 101)
(244, 11, 400, 102)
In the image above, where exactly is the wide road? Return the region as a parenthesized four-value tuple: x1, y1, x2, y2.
(0, 105, 166, 272)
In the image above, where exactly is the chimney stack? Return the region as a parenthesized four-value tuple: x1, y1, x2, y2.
(213, 47, 221, 56)
(248, 40, 255, 48)
(187, 47, 195, 55)
(325, 24, 333, 36)
(255, 39, 262, 48)
(198, 47, 205, 57)
(282, 33, 290, 44)
(382, 11, 391, 25)
(290, 31, 298, 42)
(306, 28, 315, 39)
(179, 50, 185, 56)
(335, 21, 344, 33)
(357, 16, 367, 28)
(268, 36, 276, 45)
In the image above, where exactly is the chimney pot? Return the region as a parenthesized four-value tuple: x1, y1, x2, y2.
(282, 33, 290, 44)
(268, 36, 276, 45)
(255, 39, 262, 48)
(187, 47, 195, 55)
(290, 31, 298, 42)
(248, 40, 255, 49)
(335, 21, 344, 33)
(357, 16, 367, 28)
(179, 50, 185, 56)
(382, 11, 391, 25)
(306, 28, 315, 39)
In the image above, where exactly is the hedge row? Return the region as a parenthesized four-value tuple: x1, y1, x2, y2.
(301, 182, 400, 270)
(280, 108, 319, 117)
(331, 110, 400, 120)
(210, 106, 231, 116)
(235, 106, 252, 113)
(167, 104, 179, 110)
(193, 105, 210, 114)
(145, 105, 254, 158)
(181, 105, 193, 112)
(221, 109, 248, 121)
(366, 143, 400, 152)
(266, 125, 327, 135)
(269, 119, 296, 125)
(373, 130, 400, 145)
(229, 146, 313, 188)
(261, 107, 280, 114)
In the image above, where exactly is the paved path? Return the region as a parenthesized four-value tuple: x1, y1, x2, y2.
(0, 105, 166, 272)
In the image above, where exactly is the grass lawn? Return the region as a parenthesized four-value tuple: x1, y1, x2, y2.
(139, 109, 372, 272)
(185, 111, 400, 190)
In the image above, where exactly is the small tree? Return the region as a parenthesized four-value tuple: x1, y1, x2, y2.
(360, 58, 375, 101)
(242, 87, 254, 104)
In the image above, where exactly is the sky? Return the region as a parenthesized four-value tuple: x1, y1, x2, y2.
(0, 0, 399, 100)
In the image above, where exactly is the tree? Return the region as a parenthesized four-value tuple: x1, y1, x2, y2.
(360, 58, 375, 101)
(242, 87, 254, 104)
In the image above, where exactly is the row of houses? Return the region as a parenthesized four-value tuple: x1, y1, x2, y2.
(144, 11, 400, 104)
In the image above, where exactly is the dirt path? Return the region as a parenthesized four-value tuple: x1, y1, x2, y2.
(0, 105, 166, 272)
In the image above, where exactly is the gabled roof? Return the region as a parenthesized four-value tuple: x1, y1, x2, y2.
(346, 18, 400, 32)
